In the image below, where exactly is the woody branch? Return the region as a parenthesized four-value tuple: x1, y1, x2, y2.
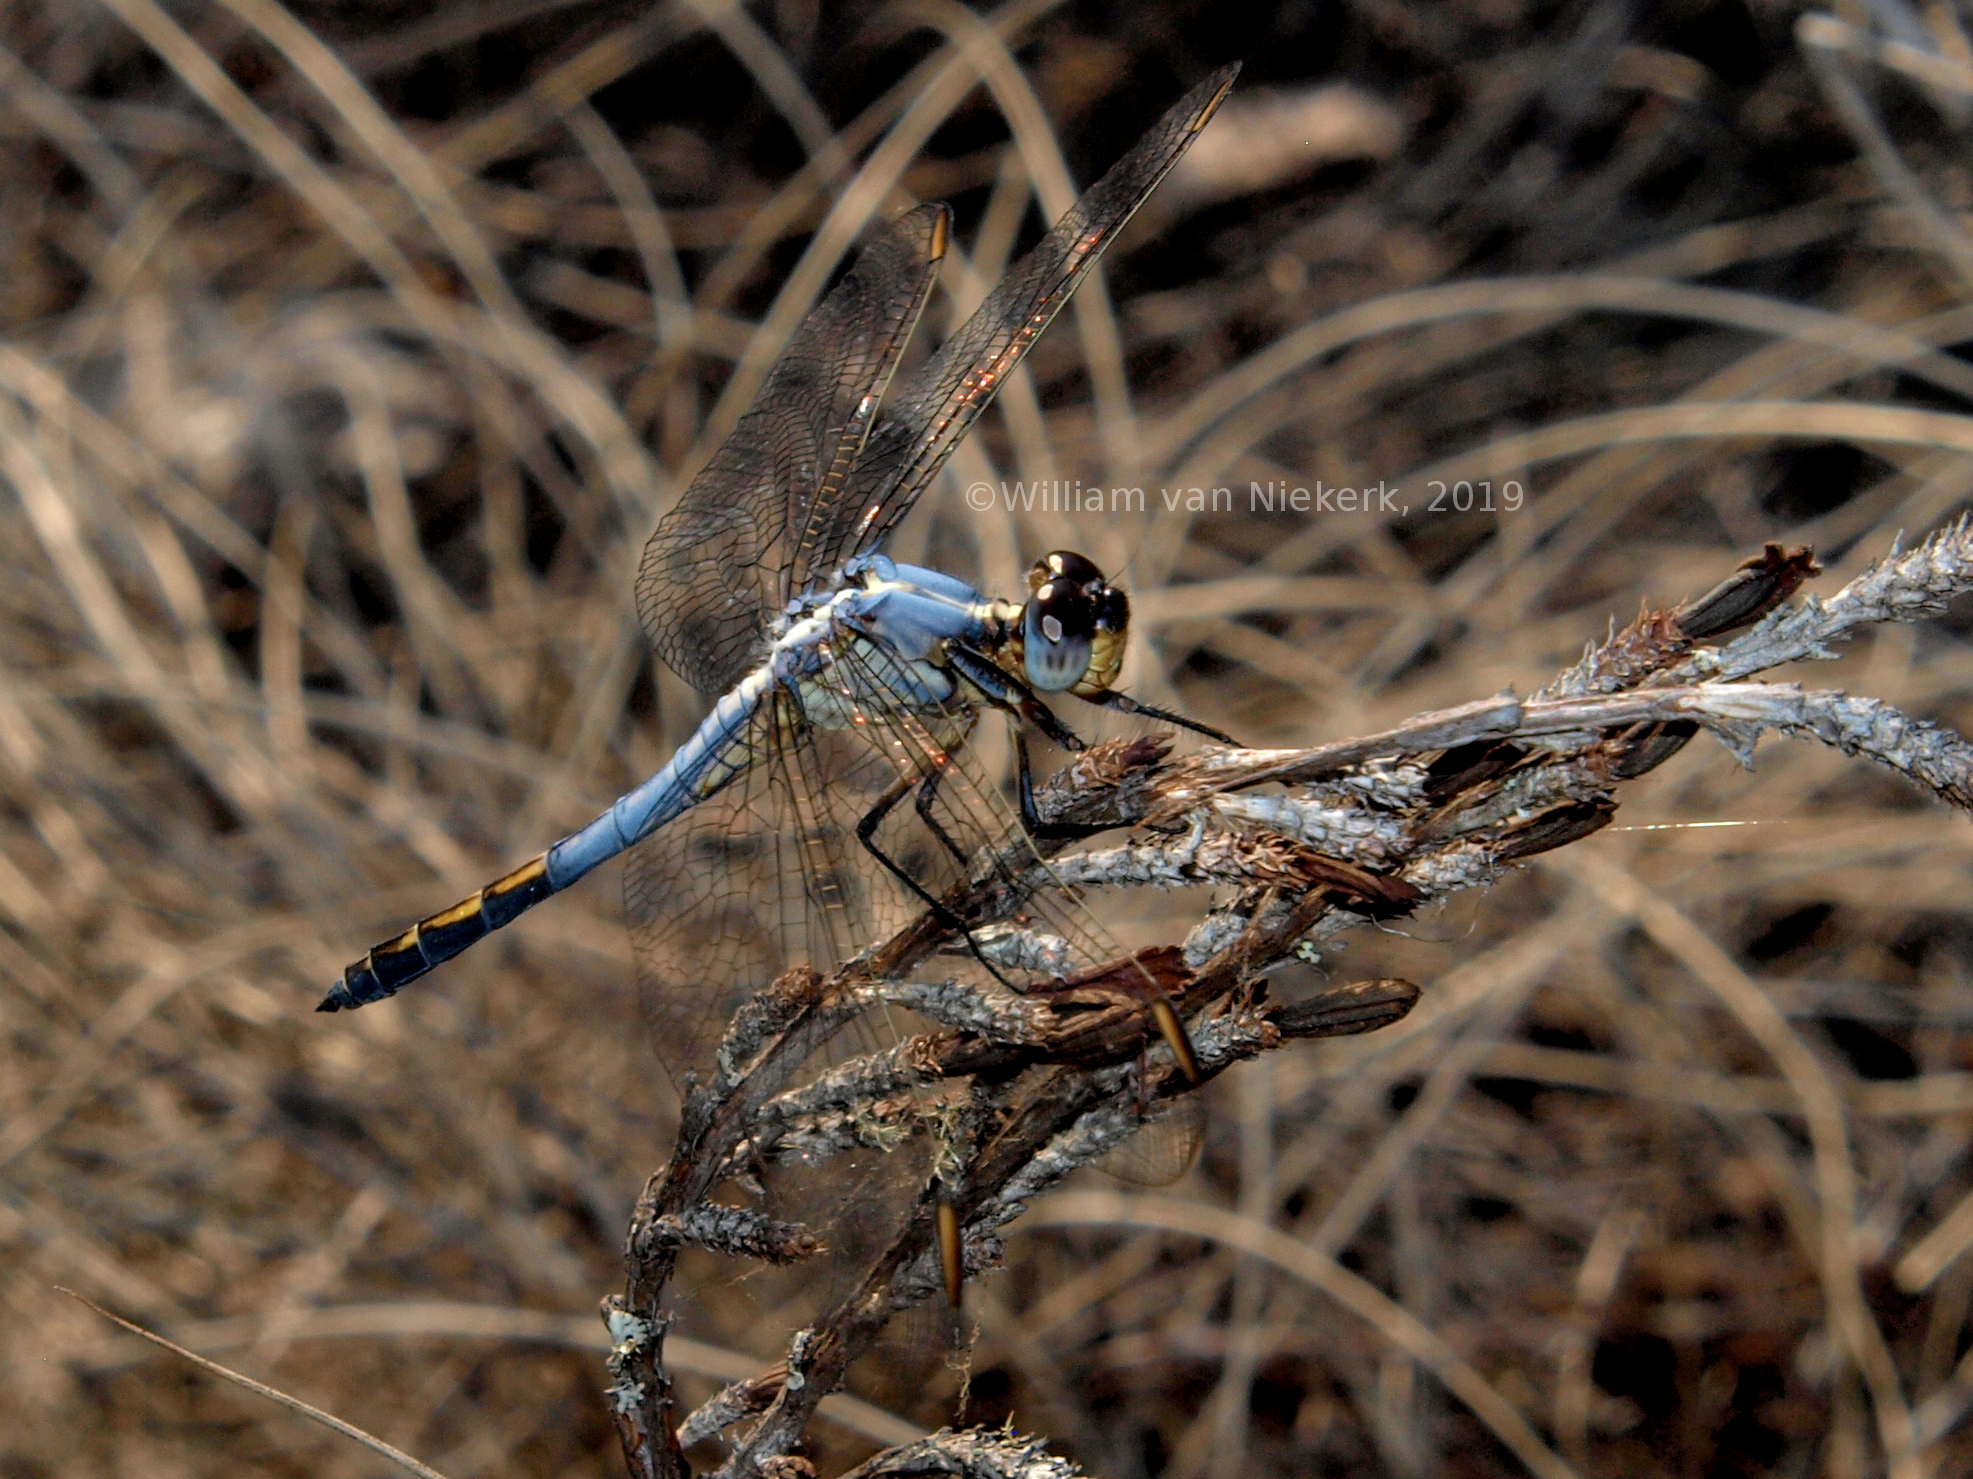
(612, 521, 1973, 1479)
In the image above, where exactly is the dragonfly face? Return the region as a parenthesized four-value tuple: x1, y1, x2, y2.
(1011, 550, 1130, 697)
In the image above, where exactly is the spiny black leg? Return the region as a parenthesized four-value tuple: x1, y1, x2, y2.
(1078, 687, 1237, 745)
(1015, 726, 1041, 832)
(855, 770, 961, 916)
(946, 646, 1087, 751)
(855, 768, 1014, 989)
(1015, 728, 1111, 842)
(940, 645, 1109, 841)
(912, 762, 976, 871)
(941, 642, 1113, 839)
(911, 763, 1042, 947)
(855, 770, 945, 908)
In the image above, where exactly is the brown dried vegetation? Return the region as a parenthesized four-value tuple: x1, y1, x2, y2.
(5, 2, 1973, 1478)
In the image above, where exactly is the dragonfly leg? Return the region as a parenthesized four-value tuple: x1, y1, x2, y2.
(949, 645, 1114, 839)
(1014, 728, 1111, 842)
(945, 645, 1087, 751)
(945, 650, 1198, 1073)
(910, 760, 980, 871)
(1075, 687, 1237, 745)
(854, 769, 1016, 989)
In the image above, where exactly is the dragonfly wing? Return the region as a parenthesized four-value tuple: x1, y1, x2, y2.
(632, 639, 1207, 1350)
(1098, 1092, 1205, 1186)
(637, 204, 948, 695)
(624, 684, 958, 1339)
(624, 700, 800, 1090)
(832, 63, 1239, 566)
(625, 690, 927, 1092)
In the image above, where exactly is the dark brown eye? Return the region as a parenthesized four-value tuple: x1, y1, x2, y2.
(1096, 584, 1129, 633)
(1028, 549, 1104, 594)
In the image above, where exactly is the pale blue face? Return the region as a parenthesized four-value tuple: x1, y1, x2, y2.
(1024, 598, 1094, 692)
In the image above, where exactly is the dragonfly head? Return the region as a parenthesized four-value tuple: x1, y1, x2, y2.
(1020, 550, 1128, 694)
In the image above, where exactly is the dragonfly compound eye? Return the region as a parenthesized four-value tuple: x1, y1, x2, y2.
(1027, 549, 1104, 594)
(1023, 550, 1114, 692)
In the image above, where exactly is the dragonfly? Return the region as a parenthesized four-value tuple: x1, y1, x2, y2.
(321, 64, 1241, 1301)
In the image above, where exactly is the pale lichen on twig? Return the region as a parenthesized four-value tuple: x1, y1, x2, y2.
(838, 1424, 1089, 1479)
(610, 530, 1973, 1479)
(1683, 517, 1973, 680)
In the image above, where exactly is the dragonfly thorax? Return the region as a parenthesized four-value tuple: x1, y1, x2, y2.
(763, 551, 1129, 734)
(770, 556, 993, 728)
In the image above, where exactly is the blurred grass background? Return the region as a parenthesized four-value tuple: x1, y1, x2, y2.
(5, 0, 1973, 1474)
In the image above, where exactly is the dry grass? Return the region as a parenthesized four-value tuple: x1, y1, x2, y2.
(4, 1, 1973, 1476)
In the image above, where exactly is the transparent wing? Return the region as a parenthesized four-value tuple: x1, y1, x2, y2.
(830, 646, 1219, 1189)
(831, 64, 1239, 567)
(636, 205, 948, 695)
(630, 642, 1202, 1361)
(1098, 1093, 1204, 1186)
(623, 677, 976, 1336)
(625, 691, 926, 1091)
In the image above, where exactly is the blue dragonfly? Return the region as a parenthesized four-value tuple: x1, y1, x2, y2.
(322, 73, 1240, 1296)
(323, 64, 1236, 1013)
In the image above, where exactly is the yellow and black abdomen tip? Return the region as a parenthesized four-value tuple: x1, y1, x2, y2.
(318, 856, 556, 1011)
